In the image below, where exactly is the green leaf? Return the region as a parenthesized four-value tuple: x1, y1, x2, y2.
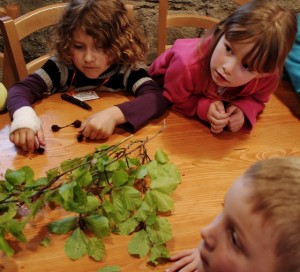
(40, 237, 51, 247)
(110, 194, 130, 222)
(5, 219, 26, 242)
(64, 228, 88, 260)
(117, 217, 139, 235)
(136, 165, 148, 179)
(22, 166, 35, 183)
(126, 157, 140, 166)
(112, 186, 141, 211)
(134, 201, 154, 222)
(2, 181, 14, 191)
(46, 168, 59, 181)
(5, 168, 26, 186)
(148, 190, 174, 212)
(96, 157, 106, 172)
(71, 169, 92, 187)
(0, 228, 14, 256)
(30, 198, 44, 219)
(85, 195, 101, 212)
(25, 176, 48, 188)
(146, 217, 172, 245)
(48, 217, 78, 234)
(60, 158, 82, 172)
(0, 192, 9, 202)
(128, 229, 150, 258)
(29, 190, 55, 218)
(0, 203, 17, 224)
(97, 266, 120, 272)
(154, 149, 169, 164)
(105, 159, 121, 172)
(87, 237, 105, 261)
(73, 185, 87, 206)
(148, 162, 180, 187)
(58, 181, 76, 202)
(112, 169, 128, 187)
(148, 244, 170, 265)
(145, 214, 157, 226)
(84, 214, 110, 238)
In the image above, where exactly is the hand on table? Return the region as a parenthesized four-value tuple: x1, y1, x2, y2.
(165, 248, 201, 272)
(225, 104, 245, 132)
(9, 127, 45, 153)
(79, 106, 126, 140)
(207, 101, 230, 134)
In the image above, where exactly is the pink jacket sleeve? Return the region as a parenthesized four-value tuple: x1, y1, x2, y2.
(149, 46, 214, 118)
(230, 74, 280, 129)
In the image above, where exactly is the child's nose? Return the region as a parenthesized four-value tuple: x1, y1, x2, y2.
(222, 59, 235, 75)
(200, 224, 216, 251)
(84, 49, 95, 62)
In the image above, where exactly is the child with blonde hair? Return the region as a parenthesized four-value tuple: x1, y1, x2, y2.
(7, 0, 168, 152)
(149, 0, 297, 134)
(165, 157, 300, 272)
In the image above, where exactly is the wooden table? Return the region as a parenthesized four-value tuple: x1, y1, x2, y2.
(1, 81, 300, 271)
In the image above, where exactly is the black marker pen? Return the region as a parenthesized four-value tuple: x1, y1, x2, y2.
(61, 94, 92, 111)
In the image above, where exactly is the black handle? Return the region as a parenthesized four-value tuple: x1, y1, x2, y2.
(61, 94, 92, 111)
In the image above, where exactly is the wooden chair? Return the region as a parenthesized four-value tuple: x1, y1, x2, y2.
(0, 3, 134, 89)
(0, 3, 67, 89)
(0, 8, 6, 17)
(0, 3, 20, 84)
(157, 0, 248, 56)
(0, 8, 7, 83)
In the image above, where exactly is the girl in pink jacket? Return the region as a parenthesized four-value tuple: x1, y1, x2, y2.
(149, 0, 297, 133)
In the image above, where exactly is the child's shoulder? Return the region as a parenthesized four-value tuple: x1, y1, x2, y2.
(171, 38, 200, 51)
(167, 38, 203, 65)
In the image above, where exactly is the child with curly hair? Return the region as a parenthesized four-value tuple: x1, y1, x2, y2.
(7, 0, 168, 152)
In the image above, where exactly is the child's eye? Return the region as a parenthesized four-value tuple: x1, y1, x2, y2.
(225, 45, 232, 54)
(73, 44, 83, 49)
(230, 229, 242, 250)
(243, 63, 252, 72)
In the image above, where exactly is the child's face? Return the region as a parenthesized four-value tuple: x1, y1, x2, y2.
(210, 35, 262, 88)
(197, 176, 277, 272)
(70, 27, 111, 79)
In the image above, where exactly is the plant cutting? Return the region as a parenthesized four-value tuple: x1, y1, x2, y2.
(0, 124, 181, 267)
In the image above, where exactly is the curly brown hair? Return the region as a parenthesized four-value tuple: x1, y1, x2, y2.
(51, 0, 148, 67)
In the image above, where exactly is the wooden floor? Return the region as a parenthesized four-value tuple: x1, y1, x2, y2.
(0, 80, 300, 271)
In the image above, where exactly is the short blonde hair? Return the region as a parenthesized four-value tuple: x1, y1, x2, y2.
(244, 157, 300, 272)
(52, 0, 148, 67)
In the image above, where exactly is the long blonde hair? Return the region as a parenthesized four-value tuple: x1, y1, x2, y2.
(199, 0, 297, 83)
(244, 157, 300, 272)
(52, 0, 148, 67)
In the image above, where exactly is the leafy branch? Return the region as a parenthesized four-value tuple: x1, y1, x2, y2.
(0, 122, 181, 267)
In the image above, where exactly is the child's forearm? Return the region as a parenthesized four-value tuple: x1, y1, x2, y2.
(7, 73, 48, 117)
(116, 81, 169, 132)
(10, 106, 40, 135)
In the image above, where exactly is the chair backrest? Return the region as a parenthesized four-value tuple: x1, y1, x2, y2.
(0, 4, 20, 84)
(0, 3, 134, 89)
(0, 8, 6, 17)
(157, 0, 247, 56)
(0, 8, 7, 83)
(0, 3, 67, 89)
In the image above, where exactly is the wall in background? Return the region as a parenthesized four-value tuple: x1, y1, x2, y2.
(1, 0, 300, 63)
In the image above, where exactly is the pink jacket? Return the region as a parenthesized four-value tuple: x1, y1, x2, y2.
(149, 38, 280, 130)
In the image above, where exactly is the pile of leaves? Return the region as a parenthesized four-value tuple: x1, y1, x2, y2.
(0, 134, 181, 266)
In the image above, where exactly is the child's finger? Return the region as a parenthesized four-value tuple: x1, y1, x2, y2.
(36, 127, 46, 147)
(213, 100, 226, 114)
